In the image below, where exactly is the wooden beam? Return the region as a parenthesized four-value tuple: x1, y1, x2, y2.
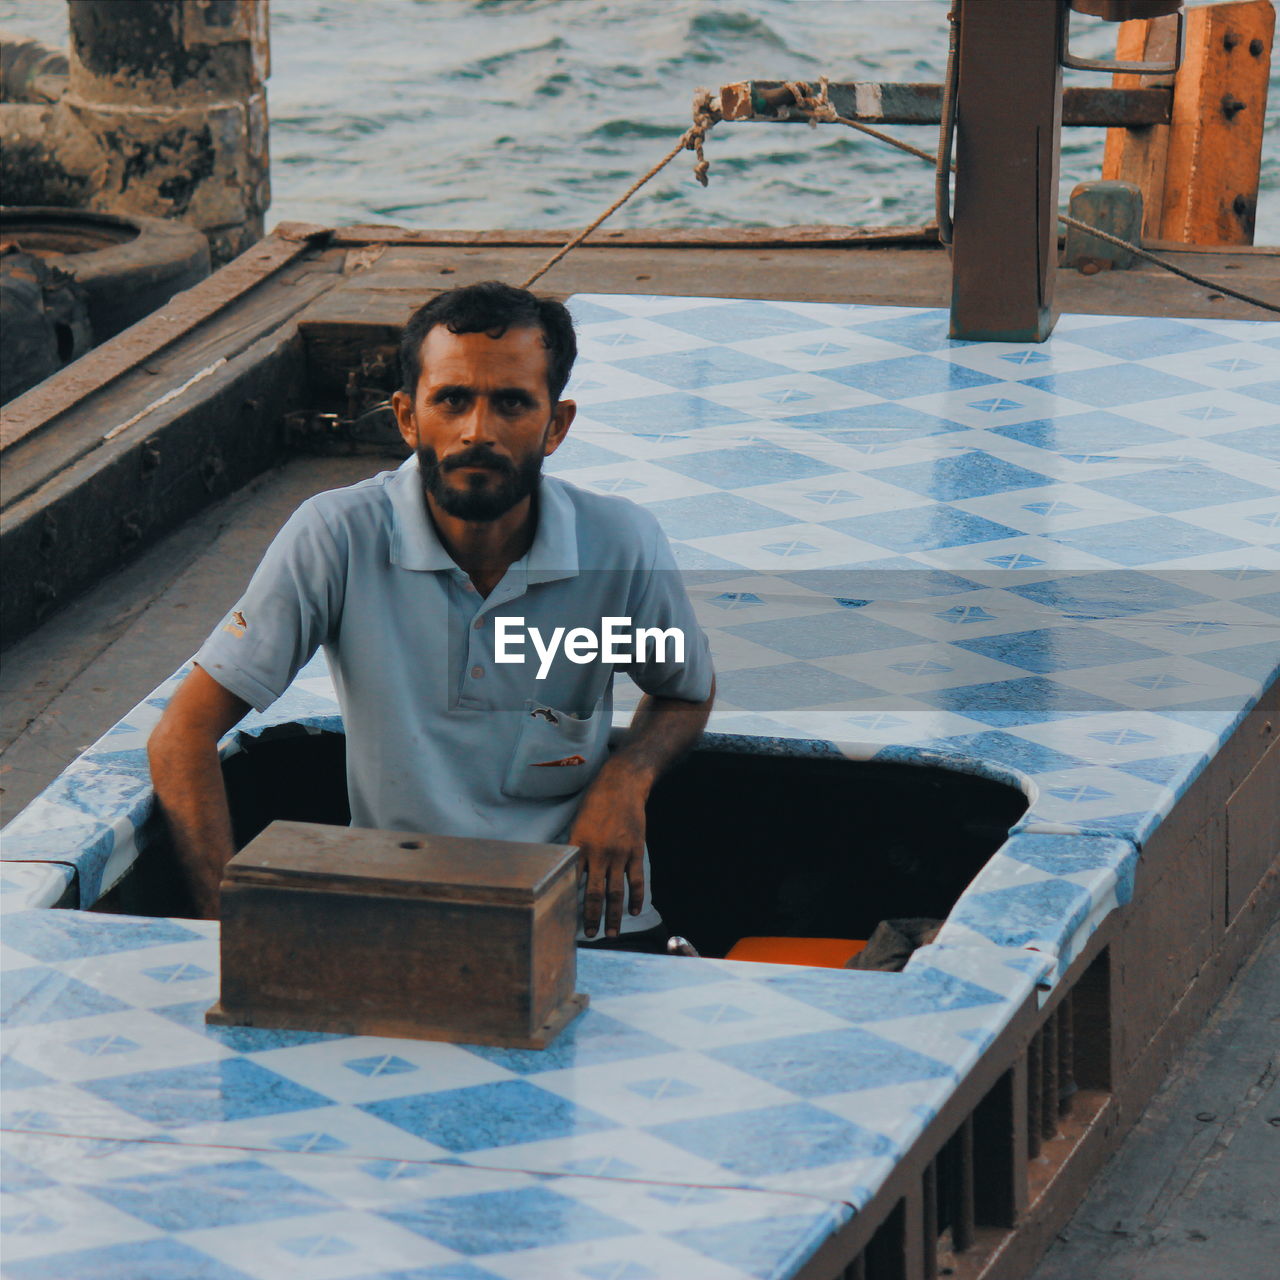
(323, 223, 937, 249)
(719, 80, 1170, 127)
(1159, 0, 1275, 244)
(949, 0, 1063, 341)
(1102, 13, 1180, 239)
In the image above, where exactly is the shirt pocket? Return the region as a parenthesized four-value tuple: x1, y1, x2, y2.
(501, 700, 605, 800)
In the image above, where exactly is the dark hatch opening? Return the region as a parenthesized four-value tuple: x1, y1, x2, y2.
(645, 748, 1027, 958)
(111, 729, 1028, 957)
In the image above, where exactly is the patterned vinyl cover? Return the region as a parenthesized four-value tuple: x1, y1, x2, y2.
(2, 298, 1276, 1278)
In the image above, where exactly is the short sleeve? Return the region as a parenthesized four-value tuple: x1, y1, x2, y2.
(623, 520, 714, 701)
(194, 503, 344, 712)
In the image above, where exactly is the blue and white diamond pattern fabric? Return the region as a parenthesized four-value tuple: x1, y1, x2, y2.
(936, 832, 1138, 979)
(0, 864, 73, 914)
(0, 1130, 846, 1280)
(1, 297, 1277, 1275)
(2, 913, 1065, 1276)
(0, 916, 1035, 1213)
(0, 652, 338, 909)
(555, 297, 1279, 845)
(6, 304, 1275, 905)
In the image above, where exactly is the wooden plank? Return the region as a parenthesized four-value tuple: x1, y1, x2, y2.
(0, 324, 309, 650)
(1059, 86, 1171, 127)
(718, 80, 1170, 127)
(972, 1066, 1026, 1229)
(326, 223, 938, 249)
(866, 1199, 911, 1280)
(1160, 0, 1275, 244)
(1102, 13, 1179, 239)
(289, 244, 1279, 364)
(922, 1160, 939, 1280)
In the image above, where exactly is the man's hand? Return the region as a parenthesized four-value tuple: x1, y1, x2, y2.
(569, 681, 715, 938)
(569, 761, 649, 938)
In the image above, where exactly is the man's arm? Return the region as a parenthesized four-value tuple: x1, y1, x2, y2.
(569, 678, 714, 939)
(147, 665, 251, 920)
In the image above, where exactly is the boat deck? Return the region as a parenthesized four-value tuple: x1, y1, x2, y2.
(9, 294, 1278, 937)
(4, 233, 1278, 818)
(2, 274, 1277, 1279)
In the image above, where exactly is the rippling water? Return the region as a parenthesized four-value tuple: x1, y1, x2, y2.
(3, 0, 1277, 241)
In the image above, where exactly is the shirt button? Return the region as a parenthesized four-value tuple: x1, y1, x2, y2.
(471, 665, 484, 679)
(473, 617, 484, 630)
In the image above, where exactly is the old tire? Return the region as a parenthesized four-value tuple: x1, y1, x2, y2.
(0, 206, 211, 342)
(0, 249, 93, 404)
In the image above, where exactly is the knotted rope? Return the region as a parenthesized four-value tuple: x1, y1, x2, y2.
(519, 90, 721, 289)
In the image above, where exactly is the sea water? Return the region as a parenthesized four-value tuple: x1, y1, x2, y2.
(2, 0, 1277, 242)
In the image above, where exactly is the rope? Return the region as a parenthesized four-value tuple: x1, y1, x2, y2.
(1055, 212, 1279, 312)
(519, 90, 721, 290)
(518, 79, 1280, 316)
(774, 80, 1278, 315)
(785, 76, 944, 166)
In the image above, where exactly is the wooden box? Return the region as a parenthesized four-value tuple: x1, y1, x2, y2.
(206, 821, 587, 1048)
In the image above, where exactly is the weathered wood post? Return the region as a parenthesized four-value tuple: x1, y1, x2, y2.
(63, 0, 270, 264)
(948, 0, 1066, 342)
(1104, 0, 1274, 245)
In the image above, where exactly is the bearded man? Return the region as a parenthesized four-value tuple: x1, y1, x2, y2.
(148, 281, 714, 947)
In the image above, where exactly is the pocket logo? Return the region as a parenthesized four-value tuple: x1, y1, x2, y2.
(531, 754, 587, 768)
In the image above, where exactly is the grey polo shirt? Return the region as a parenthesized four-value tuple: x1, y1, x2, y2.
(195, 456, 713, 934)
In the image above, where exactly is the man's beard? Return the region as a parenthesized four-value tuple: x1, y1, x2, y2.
(418, 443, 544, 521)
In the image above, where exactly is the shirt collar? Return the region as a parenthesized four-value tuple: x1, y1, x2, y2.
(388, 455, 455, 571)
(389, 455, 578, 583)
(525, 471, 579, 584)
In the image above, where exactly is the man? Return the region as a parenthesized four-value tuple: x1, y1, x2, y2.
(148, 281, 714, 946)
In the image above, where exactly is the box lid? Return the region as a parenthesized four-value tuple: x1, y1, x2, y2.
(222, 821, 580, 905)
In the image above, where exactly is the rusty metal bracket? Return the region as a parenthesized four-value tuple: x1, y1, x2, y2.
(285, 400, 403, 455)
(284, 410, 342, 445)
(1061, 3, 1186, 74)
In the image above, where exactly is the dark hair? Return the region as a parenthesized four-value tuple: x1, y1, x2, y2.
(398, 280, 577, 403)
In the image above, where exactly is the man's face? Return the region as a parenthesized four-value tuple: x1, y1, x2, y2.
(391, 325, 574, 522)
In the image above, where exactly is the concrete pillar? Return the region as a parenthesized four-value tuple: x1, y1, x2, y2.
(62, 0, 270, 264)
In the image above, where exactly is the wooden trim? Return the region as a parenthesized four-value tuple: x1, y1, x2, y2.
(322, 223, 939, 250)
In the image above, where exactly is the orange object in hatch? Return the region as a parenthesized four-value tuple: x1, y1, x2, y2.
(726, 937, 868, 968)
